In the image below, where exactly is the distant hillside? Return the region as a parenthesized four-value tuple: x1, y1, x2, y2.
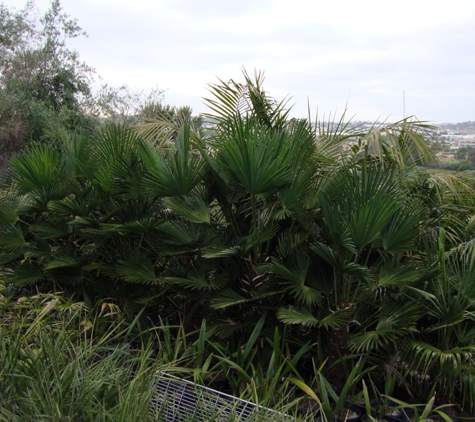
(439, 121, 475, 131)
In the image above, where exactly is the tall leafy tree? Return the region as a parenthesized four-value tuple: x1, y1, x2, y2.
(0, 0, 96, 151)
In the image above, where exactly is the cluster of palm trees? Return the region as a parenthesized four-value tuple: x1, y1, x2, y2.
(1, 70, 475, 408)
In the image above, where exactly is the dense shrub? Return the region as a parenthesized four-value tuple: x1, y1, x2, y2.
(1, 72, 475, 409)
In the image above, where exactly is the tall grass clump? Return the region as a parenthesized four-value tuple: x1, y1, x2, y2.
(0, 292, 168, 421)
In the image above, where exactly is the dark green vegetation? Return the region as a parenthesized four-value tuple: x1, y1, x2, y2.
(2, 2, 475, 419)
(2, 70, 475, 415)
(0, 0, 95, 163)
(0, 0, 163, 171)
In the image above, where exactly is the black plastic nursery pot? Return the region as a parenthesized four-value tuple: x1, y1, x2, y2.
(370, 399, 409, 422)
(312, 404, 362, 422)
(361, 414, 396, 422)
(332, 404, 362, 422)
(345, 388, 367, 415)
(205, 373, 233, 394)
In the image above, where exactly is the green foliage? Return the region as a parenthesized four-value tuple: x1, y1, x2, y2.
(0, 292, 301, 421)
(0, 0, 96, 152)
(0, 0, 165, 175)
(0, 293, 162, 420)
(2, 69, 475, 410)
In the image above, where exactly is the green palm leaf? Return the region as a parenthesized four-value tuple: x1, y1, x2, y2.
(449, 242, 475, 299)
(48, 198, 98, 217)
(359, 118, 436, 167)
(215, 118, 293, 195)
(0, 224, 27, 253)
(46, 125, 93, 180)
(140, 135, 204, 197)
(267, 256, 323, 306)
(30, 218, 70, 239)
(91, 124, 142, 193)
(0, 192, 28, 225)
(276, 307, 319, 326)
(203, 69, 290, 130)
(349, 300, 420, 353)
(210, 289, 279, 309)
(164, 190, 210, 224)
(407, 340, 475, 374)
(44, 256, 80, 271)
(7, 262, 43, 285)
(9, 143, 66, 206)
(96, 255, 160, 284)
(381, 201, 425, 251)
(155, 220, 218, 255)
(167, 271, 228, 292)
(277, 306, 350, 329)
(377, 265, 424, 288)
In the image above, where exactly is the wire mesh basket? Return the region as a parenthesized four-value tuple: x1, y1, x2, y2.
(149, 372, 294, 421)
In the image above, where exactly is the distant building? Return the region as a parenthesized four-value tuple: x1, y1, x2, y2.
(453, 138, 475, 148)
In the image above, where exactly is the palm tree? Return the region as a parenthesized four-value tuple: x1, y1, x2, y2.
(2, 69, 475, 408)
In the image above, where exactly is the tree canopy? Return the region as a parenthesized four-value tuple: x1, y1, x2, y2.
(0, 0, 96, 147)
(0, 0, 164, 172)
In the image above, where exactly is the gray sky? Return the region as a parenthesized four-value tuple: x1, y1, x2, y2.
(4, 0, 475, 123)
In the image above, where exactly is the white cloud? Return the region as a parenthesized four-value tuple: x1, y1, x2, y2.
(3, 0, 475, 122)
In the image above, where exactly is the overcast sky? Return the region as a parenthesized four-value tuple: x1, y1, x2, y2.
(4, 0, 475, 123)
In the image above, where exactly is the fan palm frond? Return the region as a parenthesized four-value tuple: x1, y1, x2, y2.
(215, 118, 293, 196)
(164, 189, 210, 225)
(30, 218, 70, 240)
(203, 69, 291, 131)
(0, 224, 27, 253)
(380, 201, 426, 251)
(9, 143, 66, 207)
(210, 289, 279, 310)
(277, 306, 351, 330)
(96, 254, 161, 284)
(266, 256, 323, 307)
(376, 265, 425, 288)
(3, 261, 43, 286)
(357, 118, 437, 168)
(349, 300, 420, 353)
(140, 124, 205, 197)
(168, 271, 228, 292)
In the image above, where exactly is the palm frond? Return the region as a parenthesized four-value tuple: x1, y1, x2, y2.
(168, 271, 228, 292)
(276, 307, 320, 326)
(275, 230, 308, 258)
(277, 306, 351, 330)
(215, 118, 293, 195)
(0, 224, 27, 253)
(139, 127, 205, 197)
(313, 109, 366, 162)
(376, 265, 425, 288)
(266, 256, 323, 307)
(359, 118, 437, 167)
(203, 69, 291, 130)
(449, 242, 475, 299)
(0, 191, 30, 225)
(156, 220, 218, 255)
(30, 218, 70, 240)
(381, 201, 426, 251)
(349, 300, 420, 353)
(5, 262, 43, 285)
(407, 340, 475, 375)
(210, 289, 279, 310)
(9, 143, 66, 203)
(164, 190, 210, 225)
(47, 197, 99, 217)
(91, 124, 142, 194)
(96, 255, 161, 284)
